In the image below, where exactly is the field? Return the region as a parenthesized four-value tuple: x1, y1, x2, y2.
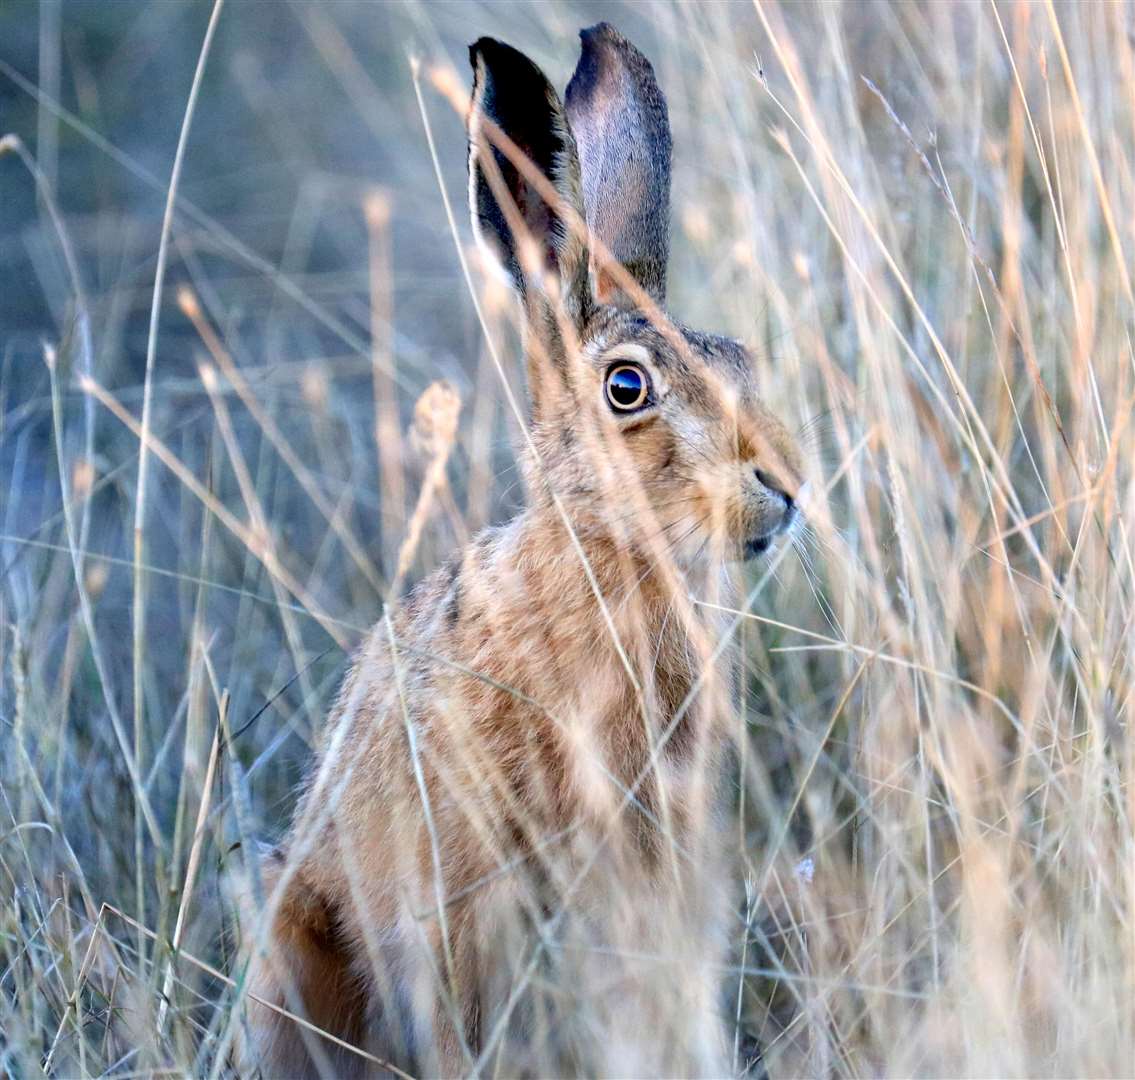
(1, 0, 1133, 1075)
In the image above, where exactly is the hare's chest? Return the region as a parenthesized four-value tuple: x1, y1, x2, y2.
(555, 647, 727, 832)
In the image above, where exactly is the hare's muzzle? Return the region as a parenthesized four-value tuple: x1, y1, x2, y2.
(743, 468, 800, 559)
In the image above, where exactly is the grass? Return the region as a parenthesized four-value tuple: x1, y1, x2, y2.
(1, 0, 1132, 1075)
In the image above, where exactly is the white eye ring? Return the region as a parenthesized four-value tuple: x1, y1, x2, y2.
(605, 363, 651, 412)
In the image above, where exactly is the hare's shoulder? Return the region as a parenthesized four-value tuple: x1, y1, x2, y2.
(398, 517, 525, 641)
(334, 519, 527, 704)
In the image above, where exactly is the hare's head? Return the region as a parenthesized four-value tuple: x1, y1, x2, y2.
(468, 24, 804, 568)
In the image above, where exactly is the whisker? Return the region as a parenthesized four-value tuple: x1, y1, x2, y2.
(793, 535, 843, 637)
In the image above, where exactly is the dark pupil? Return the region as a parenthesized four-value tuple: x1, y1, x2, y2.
(609, 367, 644, 407)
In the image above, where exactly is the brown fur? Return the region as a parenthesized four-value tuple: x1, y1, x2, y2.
(234, 22, 804, 1078)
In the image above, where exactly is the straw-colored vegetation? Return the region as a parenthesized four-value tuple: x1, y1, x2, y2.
(1, 1, 1132, 1075)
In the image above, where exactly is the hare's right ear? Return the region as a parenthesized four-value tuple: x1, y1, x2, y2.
(467, 38, 591, 332)
(565, 24, 672, 308)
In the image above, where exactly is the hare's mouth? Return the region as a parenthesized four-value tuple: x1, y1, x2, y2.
(743, 534, 774, 560)
(743, 502, 800, 561)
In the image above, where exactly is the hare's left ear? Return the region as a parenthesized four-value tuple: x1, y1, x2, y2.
(468, 38, 591, 332)
(565, 23, 672, 308)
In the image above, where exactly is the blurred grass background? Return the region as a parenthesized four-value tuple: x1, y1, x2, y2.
(1, 0, 1133, 1075)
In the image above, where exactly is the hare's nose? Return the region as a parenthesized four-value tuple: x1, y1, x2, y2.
(754, 468, 794, 512)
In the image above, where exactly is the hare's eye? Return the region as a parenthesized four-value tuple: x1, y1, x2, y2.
(605, 363, 651, 412)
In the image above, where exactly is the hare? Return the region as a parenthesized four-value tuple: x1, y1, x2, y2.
(234, 22, 804, 1079)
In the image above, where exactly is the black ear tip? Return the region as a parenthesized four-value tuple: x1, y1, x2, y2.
(468, 35, 550, 89)
(469, 36, 504, 69)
